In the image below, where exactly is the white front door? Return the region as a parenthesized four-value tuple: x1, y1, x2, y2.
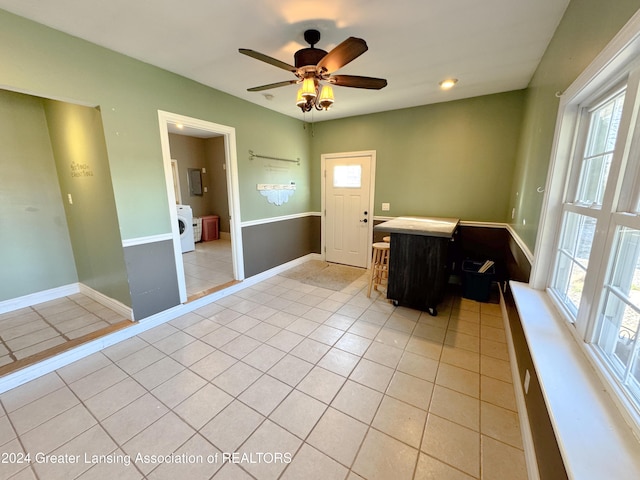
(322, 151, 375, 268)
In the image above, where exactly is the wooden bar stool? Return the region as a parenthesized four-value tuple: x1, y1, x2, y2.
(367, 242, 390, 297)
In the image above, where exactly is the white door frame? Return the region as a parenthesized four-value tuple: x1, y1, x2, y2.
(170, 159, 182, 204)
(157, 110, 244, 303)
(321, 150, 376, 269)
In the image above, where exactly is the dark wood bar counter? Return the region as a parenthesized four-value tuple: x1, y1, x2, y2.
(374, 216, 459, 315)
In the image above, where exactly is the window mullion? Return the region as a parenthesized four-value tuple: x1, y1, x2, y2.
(563, 203, 598, 215)
(613, 211, 640, 229)
(624, 340, 640, 385)
(566, 110, 592, 203)
(574, 210, 611, 337)
(611, 67, 640, 212)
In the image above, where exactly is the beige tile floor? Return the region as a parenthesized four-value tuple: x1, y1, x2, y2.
(0, 238, 232, 368)
(183, 239, 235, 298)
(0, 269, 528, 480)
(0, 294, 128, 368)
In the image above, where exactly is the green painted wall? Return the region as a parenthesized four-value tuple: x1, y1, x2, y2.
(237, 114, 312, 221)
(509, 0, 640, 251)
(310, 91, 525, 222)
(204, 137, 231, 234)
(0, 9, 312, 240)
(43, 100, 131, 306)
(0, 90, 78, 300)
(0, 8, 313, 305)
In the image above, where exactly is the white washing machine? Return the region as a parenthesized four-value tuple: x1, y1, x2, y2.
(176, 205, 195, 253)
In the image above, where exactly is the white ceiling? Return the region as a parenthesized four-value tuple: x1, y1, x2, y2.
(0, 0, 570, 121)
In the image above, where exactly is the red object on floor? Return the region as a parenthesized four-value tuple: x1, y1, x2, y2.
(201, 215, 219, 241)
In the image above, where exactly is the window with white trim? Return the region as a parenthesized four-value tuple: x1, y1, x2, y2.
(547, 68, 640, 423)
(595, 226, 640, 402)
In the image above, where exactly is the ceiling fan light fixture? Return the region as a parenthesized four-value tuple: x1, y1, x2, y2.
(439, 78, 458, 90)
(301, 77, 317, 99)
(318, 85, 334, 110)
(296, 88, 306, 107)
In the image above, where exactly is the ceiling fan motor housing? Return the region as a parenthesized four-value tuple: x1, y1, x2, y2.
(295, 29, 327, 69)
(294, 47, 327, 69)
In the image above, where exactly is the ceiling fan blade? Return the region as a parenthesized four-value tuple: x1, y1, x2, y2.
(239, 48, 297, 72)
(317, 37, 368, 73)
(247, 80, 299, 92)
(329, 75, 388, 90)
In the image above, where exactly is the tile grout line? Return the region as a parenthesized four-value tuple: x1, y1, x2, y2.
(35, 299, 76, 342)
(0, 390, 41, 479)
(199, 281, 374, 478)
(80, 350, 225, 478)
(411, 300, 463, 480)
(0, 294, 134, 371)
(184, 288, 500, 476)
(2, 275, 524, 480)
(0, 329, 17, 363)
(0, 306, 52, 361)
(57, 365, 154, 480)
(164, 287, 507, 479)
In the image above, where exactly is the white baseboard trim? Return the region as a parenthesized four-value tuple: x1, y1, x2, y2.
(0, 284, 80, 315)
(246, 253, 322, 283)
(0, 252, 321, 394)
(78, 284, 133, 320)
(500, 288, 540, 480)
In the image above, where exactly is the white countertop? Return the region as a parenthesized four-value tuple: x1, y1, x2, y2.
(374, 216, 459, 237)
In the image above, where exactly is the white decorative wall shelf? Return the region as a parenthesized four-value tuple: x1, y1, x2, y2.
(257, 183, 296, 206)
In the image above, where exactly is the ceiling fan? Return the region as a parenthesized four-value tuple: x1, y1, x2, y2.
(239, 29, 387, 112)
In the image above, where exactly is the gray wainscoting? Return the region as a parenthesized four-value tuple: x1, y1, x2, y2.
(123, 240, 180, 320)
(242, 215, 321, 278)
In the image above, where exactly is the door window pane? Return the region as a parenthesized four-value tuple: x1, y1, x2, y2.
(552, 212, 597, 317)
(333, 165, 361, 188)
(596, 227, 640, 409)
(575, 91, 625, 206)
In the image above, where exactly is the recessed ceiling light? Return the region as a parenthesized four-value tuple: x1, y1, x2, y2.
(439, 78, 458, 90)
(175, 123, 184, 129)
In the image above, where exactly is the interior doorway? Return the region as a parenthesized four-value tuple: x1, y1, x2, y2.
(321, 151, 376, 268)
(158, 111, 244, 303)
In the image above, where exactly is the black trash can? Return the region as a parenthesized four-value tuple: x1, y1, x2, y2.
(461, 260, 495, 302)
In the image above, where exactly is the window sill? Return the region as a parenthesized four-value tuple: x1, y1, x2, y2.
(510, 281, 640, 480)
